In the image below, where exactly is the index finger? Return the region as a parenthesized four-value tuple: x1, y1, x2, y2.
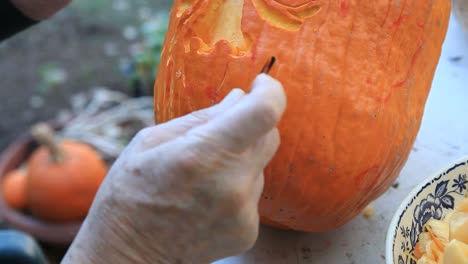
(187, 74, 287, 153)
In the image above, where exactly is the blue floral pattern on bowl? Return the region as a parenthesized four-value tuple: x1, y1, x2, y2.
(386, 158, 468, 264)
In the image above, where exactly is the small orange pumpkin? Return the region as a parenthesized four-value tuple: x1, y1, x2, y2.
(154, 0, 451, 231)
(2, 169, 28, 210)
(26, 123, 108, 222)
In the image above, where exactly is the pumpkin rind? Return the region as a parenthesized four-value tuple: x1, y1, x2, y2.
(154, 0, 451, 232)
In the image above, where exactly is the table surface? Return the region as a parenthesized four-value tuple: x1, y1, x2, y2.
(215, 15, 468, 264)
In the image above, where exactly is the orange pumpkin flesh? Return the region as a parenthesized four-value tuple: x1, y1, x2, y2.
(27, 125, 108, 222)
(2, 169, 28, 210)
(154, 0, 451, 232)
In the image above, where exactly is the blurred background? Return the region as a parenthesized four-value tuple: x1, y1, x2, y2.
(0, 1, 172, 262)
(0, 0, 171, 150)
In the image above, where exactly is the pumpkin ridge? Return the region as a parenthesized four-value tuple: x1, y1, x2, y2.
(299, 0, 346, 219)
(384, 0, 408, 68)
(264, 0, 334, 223)
(327, 0, 358, 218)
(276, 23, 310, 220)
(297, 0, 350, 220)
(347, 3, 387, 191)
(350, 0, 404, 197)
(284, 0, 332, 222)
(380, 0, 392, 27)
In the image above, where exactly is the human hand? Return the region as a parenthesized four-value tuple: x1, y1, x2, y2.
(62, 74, 286, 264)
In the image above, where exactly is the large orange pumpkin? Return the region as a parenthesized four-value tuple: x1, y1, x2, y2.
(154, 0, 451, 232)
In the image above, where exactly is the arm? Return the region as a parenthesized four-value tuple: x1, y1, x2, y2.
(62, 74, 286, 263)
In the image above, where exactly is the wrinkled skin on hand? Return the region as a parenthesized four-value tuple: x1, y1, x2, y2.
(62, 74, 286, 264)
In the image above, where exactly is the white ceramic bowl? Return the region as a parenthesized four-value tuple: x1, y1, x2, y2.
(386, 156, 468, 264)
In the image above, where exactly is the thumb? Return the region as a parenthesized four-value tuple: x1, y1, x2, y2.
(186, 74, 286, 153)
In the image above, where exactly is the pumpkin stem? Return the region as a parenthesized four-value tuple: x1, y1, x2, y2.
(30, 123, 65, 163)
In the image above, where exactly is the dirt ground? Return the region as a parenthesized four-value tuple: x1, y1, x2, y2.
(0, 0, 171, 150)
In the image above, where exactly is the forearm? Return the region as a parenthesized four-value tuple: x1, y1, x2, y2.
(10, 0, 72, 20)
